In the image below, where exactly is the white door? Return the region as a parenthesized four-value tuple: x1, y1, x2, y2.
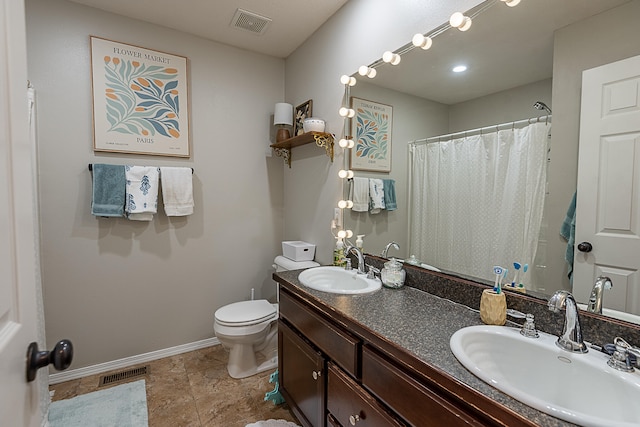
(574, 54, 640, 315)
(0, 0, 43, 425)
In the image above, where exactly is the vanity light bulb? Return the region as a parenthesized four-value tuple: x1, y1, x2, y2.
(366, 67, 377, 78)
(459, 16, 472, 31)
(347, 109, 355, 118)
(338, 170, 348, 179)
(358, 65, 369, 76)
(346, 200, 354, 209)
(449, 12, 465, 28)
(346, 170, 354, 179)
(347, 139, 355, 148)
(339, 107, 350, 117)
(338, 138, 348, 148)
(382, 51, 394, 63)
(385, 53, 401, 66)
(337, 230, 347, 239)
(338, 200, 347, 209)
(345, 230, 353, 239)
(340, 74, 357, 86)
(412, 34, 433, 50)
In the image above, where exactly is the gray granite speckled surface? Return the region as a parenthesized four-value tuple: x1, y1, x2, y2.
(275, 268, 580, 427)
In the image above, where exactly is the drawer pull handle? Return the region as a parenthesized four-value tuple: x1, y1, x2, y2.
(312, 370, 322, 380)
(349, 414, 361, 425)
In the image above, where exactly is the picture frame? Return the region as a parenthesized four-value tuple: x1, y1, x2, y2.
(293, 99, 313, 137)
(90, 36, 190, 157)
(350, 97, 393, 172)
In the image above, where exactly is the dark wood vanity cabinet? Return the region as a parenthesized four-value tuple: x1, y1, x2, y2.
(277, 284, 535, 427)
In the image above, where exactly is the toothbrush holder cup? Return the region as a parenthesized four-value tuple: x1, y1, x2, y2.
(480, 289, 507, 326)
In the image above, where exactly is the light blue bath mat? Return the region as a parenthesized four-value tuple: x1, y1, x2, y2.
(49, 379, 148, 427)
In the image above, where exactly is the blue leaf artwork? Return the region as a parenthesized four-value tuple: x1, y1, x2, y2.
(103, 57, 181, 139)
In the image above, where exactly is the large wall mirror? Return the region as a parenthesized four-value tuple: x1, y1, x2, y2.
(343, 0, 640, 323)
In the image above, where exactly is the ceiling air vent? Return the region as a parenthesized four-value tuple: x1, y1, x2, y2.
(231, 8, 272, 35)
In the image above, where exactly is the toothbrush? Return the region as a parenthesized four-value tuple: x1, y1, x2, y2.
(501, 268, 508, 289)
(512, 262, 521, 287)
(492, 266, 504, 294)
(519, 264, 528, 288)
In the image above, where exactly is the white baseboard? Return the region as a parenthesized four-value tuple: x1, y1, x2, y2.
(49, 337, 221, 384)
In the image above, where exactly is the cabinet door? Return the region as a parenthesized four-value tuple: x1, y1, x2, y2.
(279, 320, 326, 427)
(327, 362, 404, 427)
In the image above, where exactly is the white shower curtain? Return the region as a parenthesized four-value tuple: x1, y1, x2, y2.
(409, 121, 549, 284)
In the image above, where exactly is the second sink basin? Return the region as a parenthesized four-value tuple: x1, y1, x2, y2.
(298, 266, 381, 294)
(450, 325, 640, 426)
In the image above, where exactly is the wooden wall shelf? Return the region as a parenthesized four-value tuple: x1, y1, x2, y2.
(270, 132, 334, 167)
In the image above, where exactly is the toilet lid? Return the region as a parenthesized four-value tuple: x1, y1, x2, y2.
(215, 300, 277, 326)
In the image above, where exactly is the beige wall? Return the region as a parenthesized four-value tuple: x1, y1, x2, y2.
(26, 0, 285, 369)
(545, 0, 640, 293)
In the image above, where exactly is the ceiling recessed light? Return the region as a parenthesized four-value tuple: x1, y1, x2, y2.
(452, 65, 467, 73)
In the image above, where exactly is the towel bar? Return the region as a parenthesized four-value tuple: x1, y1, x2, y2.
(88, 164, 193, 173)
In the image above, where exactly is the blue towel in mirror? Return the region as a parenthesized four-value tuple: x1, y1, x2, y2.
(382, 179, 397, 211)
(91, 164, 126, 217)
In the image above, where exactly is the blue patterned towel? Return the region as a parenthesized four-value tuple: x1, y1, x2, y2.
(125, 166, 159, 221)
(91, 164, 125, 217)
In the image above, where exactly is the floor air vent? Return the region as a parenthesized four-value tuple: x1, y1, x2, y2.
(98, 365, 149, 387)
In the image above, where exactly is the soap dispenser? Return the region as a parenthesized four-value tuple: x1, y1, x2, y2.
(333, 238, 346, 267)
(355, 235, 365, 252)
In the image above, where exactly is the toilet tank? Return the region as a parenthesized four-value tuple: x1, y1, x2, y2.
(273, 255, 319, 272)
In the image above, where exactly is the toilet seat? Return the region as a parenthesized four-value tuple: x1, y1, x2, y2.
(215, 299, 277, 327)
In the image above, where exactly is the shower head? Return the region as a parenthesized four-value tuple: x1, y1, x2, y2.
(533, 101, 552, 114)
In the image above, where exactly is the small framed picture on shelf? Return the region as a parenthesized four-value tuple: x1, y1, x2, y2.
(294, 99, 313, 136)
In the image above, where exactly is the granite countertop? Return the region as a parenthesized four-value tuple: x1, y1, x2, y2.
(275, 269, 577, 427)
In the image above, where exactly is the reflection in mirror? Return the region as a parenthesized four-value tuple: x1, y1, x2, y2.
(343, 0, 640, 323)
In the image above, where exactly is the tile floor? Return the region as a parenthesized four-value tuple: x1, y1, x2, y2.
(49, 345, 300, 427)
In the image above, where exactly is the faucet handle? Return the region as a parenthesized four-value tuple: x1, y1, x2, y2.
(607, 337, 636, 372)
(520, 314, 539, 338)
(366, 265, 380, 279)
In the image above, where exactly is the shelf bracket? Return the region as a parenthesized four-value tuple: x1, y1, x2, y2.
(273, 147, 291, 167)
(314, 133, 334, 162)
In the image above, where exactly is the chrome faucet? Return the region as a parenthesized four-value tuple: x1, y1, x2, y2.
(548, 290, 588, 353)
(345, 246, 366, 274)
(381, 241, 400, 258)
(587, 276, 613, 314)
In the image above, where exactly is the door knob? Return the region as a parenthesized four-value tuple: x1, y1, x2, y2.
(26, 339, 73, 382)
(312, 370, 322, 380)
(577, 242, 593, 253)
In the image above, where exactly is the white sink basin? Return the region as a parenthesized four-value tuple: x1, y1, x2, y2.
(450, 325, 640, 426)
(298, 266, 381, 295)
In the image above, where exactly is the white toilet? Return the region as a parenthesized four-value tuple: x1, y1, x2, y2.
(214, 256, 319, 379)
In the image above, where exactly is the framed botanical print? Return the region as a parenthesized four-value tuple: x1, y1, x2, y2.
(350, 97, 392, 172)
(90, 36, 190, 157)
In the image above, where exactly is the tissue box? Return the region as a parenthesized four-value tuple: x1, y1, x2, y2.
(282, 241, 316, 262)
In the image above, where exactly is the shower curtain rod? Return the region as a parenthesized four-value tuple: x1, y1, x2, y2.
(408, 114, 551, 146)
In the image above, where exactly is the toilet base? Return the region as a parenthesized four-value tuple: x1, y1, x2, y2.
(227, 344, 278, 379)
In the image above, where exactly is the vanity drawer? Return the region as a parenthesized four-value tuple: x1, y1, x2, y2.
(327, 362, 404, 427)
(362, 347, 485, 427)
(280, 290, 360, 376)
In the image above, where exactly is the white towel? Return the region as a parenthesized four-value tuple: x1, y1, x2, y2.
(160, 167, 194, 216)
(369, 178, 385, 214)
(125, 166, 159, 221)
(350, 177, 369, 212)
